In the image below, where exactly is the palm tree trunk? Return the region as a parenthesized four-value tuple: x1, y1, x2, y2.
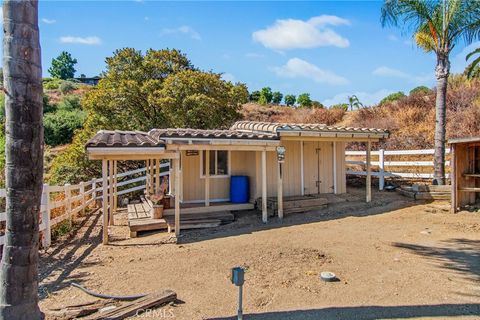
(0, 1, 44, 319)
(433, 53, 449, 185)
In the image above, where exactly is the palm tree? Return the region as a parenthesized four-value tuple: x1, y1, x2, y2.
(0, 1, 44, 319)
(381, 0, 480, 185)
(465, 47, 480, 78)
(347, 95, 363, 111)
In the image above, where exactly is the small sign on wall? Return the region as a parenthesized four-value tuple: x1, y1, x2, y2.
(186, 150, 199, 156)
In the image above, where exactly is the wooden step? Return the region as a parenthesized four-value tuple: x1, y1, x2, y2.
(164, 217, 221, 230)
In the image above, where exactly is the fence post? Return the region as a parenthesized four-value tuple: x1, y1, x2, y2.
(379, 148, 385, 191)
(80, 181, 85, 215)
(65, 183, 72, 226)
(41, 183, 51, 248)
(91, 178, 97, 208)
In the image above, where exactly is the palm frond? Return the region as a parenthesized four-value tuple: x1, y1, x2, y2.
(466, 47, 480, 61)
(415, 29, 436, 52)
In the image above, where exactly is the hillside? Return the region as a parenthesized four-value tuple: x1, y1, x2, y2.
(242, 75, 480, 150)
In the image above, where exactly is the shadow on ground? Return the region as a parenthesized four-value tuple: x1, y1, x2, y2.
(210, 303, 480, 320)
(38, 210, 102, 299)
(171, 189, 422, 245)
(393, 238, 480, 283)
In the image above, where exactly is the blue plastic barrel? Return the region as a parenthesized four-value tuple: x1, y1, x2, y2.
(230, 175, 249, 203)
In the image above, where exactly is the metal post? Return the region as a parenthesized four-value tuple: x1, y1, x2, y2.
(238, 284, 243, 320)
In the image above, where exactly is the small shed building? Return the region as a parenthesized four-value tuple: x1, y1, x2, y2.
(450, 137, 480, 212)
(86, 121, 389, 243)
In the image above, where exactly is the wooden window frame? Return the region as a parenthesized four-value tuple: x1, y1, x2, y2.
(200, 150, 231, 179)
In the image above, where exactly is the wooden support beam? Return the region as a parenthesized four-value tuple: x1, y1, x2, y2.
(366, 140, 372, 203)
(108, 160, 114, 226)
(300, 141, 304, 196)
(333, 141, 338, 194)
(262, 150, 267, 223)
(155, 158, 160, 193)
(451, 144, 457, 213)
(205, 150, 210, 207)
(102, 159, 108, 244)
(277, 161, 283, 219)
(113, 160, 118, 212)
(174, 155, 181, 237)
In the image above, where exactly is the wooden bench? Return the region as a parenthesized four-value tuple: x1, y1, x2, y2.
(127, 196, 167, 238)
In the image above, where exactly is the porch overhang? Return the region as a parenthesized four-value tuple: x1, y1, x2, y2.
(87, 147, 179, 160)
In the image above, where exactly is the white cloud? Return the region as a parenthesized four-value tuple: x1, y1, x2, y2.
(252, 15, 350, 50)
(372, 66, 433, 84)
(272, 57, 348, 85)
(42, 18, 56, 24)
(60, 36, 101, 45)
(222, 73, 236, 83)
(245, 52, 265, 59)
(323, 89, 395, 107)
(160, 25, 201, 40)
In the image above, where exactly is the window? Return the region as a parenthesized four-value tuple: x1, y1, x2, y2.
(201, 150, 229, 177)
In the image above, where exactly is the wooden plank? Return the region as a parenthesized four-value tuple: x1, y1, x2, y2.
(134, 204, 147, 219)
(46, 300, 117, 319)
(84, 290, 176, 320)
(129, 218, 167, 232)
(127, 204, 137, 219)
(459, 187, 480, 192)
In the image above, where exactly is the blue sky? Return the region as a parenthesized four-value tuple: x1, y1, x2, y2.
(3, 1, 479, 106)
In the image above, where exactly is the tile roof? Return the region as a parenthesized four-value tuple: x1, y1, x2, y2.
(230, 121, 389, 136)
(149, 128, 278, 140)
(86, 130, 165, 148)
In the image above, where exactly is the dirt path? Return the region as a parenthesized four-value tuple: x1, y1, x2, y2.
(39, 188, 480, 319)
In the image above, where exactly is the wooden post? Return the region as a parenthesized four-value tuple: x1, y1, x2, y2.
(205, 150, 210, 206)
(451, 144, 457, 213)
(366, 140, 372, 203)
(65, 183, 72, 225)
(378, 148, 385, 191)
(150, 159, 155, 194)
(109, 160, 114, 226)
(333, 141, 338, 194)
(80, 181, 85, 215)
(168, 160, 172, 195)
(41, 183, 51, 248)
(277, 160, 283, 219)
(174, 155, 181, 237)
(300, 141, 304, 196)
(113, 160, 118, 212)
(102, 159, 109, 244)
(262, 150, 267, 223)
(155, 159, 160, 193)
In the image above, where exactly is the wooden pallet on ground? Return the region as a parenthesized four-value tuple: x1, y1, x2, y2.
(397, 184, 451, 200)
(256, 195, 329, 216)
(164, 211, 233, 232)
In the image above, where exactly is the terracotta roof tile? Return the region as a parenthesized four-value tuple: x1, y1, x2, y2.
(86, 130, 165, 148)
(149, 128, 278, 140)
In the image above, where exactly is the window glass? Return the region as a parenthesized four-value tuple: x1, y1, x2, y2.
(217, 151, 228, 175)
(209, 150, 216, 175)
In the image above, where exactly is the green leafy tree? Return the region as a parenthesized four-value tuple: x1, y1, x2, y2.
(347, 95, 363, 111)
(297, 93, 312, 108)
(381, 0, 480, 184)
(48, 48, 248, 184)
(284, 94, 296, 106)
(465, 47, 480, 78)
(331, 103, 349, 111)
(379, 91, 406, 105)
(272, 91, 283, 104)
(258, 87, 273, 105)
(249, 90, 260, 102)
(409, 85, 432, 96)
(311, 100, 324, 109)
(44, 109, 85, 146)
(48, 51, 77, 79)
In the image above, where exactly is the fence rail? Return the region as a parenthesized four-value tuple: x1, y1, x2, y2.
(0, 163, 169, 248)
(346, 148, 451, 190)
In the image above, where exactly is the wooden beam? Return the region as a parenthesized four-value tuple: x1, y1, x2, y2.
(333, 141, 338, 194)
(113, 160, 118, 212)
(155, 158, 160, 193)
(108, 160, 114, 225)
(300, 141, 304, 196)
(102, 159, 108, 244)
(281, 136, 381, 142)
(277, 161, 283, 219)
(205, 150, 210, 206)
(174, 155, 181, 237)
(261, 150, 267, 223)
(366, 140, 372, 203)
(451, 143, 457, 213)
(167, 144, 278, 152)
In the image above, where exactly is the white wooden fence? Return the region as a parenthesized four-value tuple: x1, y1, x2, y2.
(346, 148, 451, 190)
(0, 163, 169, 248)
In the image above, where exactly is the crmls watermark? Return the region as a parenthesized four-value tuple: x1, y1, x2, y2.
(135, 308, 175, 318)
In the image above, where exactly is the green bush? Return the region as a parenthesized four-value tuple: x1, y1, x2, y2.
(58, 95, 81, 111)
(409, 86, 432, 96)
(59, 81, 77, 95)
(44, 109, 85, 146)
(43, 78, 63, 90)
(379, 91, 406, 105)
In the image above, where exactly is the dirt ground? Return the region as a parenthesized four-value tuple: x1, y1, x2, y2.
(39, 188, 480, 319)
